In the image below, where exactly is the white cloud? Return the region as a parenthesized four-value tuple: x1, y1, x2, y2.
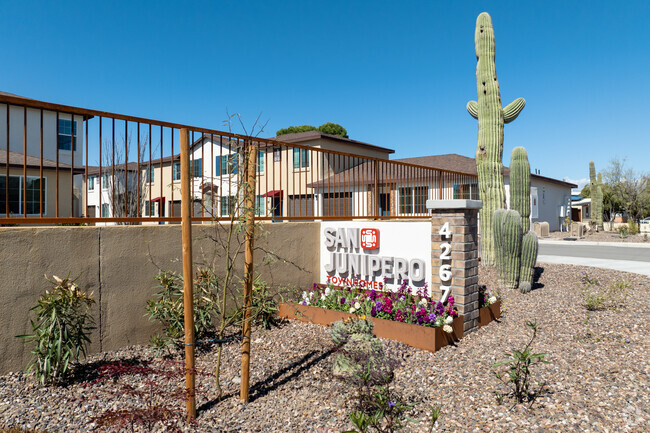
(563, 177, 590, 194)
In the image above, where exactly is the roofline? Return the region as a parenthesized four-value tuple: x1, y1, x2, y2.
(271, 131, 395, 154)
(0, 91, 95, 121)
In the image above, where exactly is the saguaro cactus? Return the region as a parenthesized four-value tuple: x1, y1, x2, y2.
(493, 209, 507, 288)
(510, 147, 531, 233)
(519, 231, 538, 293)
(467, 12, 526, 266)
(589, 161, 604, 230)
(493, 209, 523, 290)
(596, 173, 604, 230)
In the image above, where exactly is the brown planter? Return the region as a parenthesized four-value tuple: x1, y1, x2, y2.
(278, 302, 464, 353)
(478, 300, 501, 328)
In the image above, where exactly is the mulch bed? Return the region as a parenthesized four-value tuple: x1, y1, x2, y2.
(1, 264, 648, 432)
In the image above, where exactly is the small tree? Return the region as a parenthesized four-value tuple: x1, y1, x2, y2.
(318, 122, 348, 138)
(602, 157, 649, 222)
(101, 132, 153, 224)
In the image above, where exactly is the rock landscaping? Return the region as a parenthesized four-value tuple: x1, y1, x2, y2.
(1, 263, 648, 432)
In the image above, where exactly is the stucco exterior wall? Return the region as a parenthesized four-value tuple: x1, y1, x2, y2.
(0, 222, 319, 374)
(504, 177, 571, 232)
(0, 105, 84, 167)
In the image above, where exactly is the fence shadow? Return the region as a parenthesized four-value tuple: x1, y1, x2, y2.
(198, 347, 336, 412)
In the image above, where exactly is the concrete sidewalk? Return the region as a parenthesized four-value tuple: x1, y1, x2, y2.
(538, 255, 650, 277)
(539, 239, 650, 248)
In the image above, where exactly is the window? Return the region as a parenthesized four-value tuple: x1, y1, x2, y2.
(144, 200, 155, 216)
(101, 174, 109, 190)
(453, 184, 478, 200)
(172, 162, 181, 181)
(414, 186, 427, 213)
(101, 203, 110, 218)
(293, 148, 309, 169)
(216, 153, 238, 176)
(57, 119, 77, 151)
(257, 150, 265, 173)
(220, 195, 235, 216)
(255, 195, 265, 216)
(192, 158, 202, 178)
(399, 187, 413, 214)
(0, 175, 46, 215)
(88, 176, 96, 192)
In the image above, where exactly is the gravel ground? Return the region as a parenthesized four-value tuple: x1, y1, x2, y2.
(547, 230, 649, 243)
(1, 264, 649, 432)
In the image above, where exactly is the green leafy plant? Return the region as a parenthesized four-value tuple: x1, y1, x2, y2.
(628, 220, 639, 235)
(493, 320, 548, 404)
(579, 272, 629, 311)
(334, 321, 415, 433)
(226, 276, 280, 329)
(17, 274, 95, 385)
(145, 269, 221, 355)
(617, 224, 629, 238)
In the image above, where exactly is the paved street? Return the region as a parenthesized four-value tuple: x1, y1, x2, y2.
(537, 240, 650, 276)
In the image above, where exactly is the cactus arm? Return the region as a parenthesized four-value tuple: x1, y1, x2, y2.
(467, 100, 479, 119)
(503, 98, 526, 123)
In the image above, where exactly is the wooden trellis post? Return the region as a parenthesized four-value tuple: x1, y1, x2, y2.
(240, 139, 257, 402)
(180, 128, 196, 420)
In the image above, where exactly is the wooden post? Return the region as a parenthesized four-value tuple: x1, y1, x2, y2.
(240, 140, 257, 402)
(374, 160, 379, 219)
(180, 128, 196, 420)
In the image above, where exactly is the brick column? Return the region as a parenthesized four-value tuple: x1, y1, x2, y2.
(426, 199, 482, 334)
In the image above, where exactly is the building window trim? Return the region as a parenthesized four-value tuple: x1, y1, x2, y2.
(0, 175, 47, 216)
(57, 118, 78, 152)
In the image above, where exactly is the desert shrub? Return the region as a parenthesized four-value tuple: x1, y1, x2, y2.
(493, 320, 548, 404)
(628, 220, 639, 235)
(17, 275, 95, 385)
(146, 269, 221, 354)
(227, 277, 280, 329)
(579, 272, 629, 311)
(617, 224, 629, 238)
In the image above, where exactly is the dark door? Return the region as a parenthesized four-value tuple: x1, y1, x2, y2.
(272, 196, 283, 221)
(379, 193, 390, 216)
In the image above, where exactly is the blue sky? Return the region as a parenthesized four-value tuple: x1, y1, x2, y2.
(1, 0, 648, 192)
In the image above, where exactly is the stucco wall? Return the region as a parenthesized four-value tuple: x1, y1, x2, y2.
(0, 222, 319, 374)
(505, 177, 571, 232)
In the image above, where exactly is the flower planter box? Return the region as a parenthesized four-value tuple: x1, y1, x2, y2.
(278, 302, 464, 353)
(478, 300, 501, 328)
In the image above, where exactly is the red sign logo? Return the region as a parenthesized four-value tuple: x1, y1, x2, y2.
(360, 228, 379, 249)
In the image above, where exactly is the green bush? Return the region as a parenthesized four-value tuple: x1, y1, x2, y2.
(17, 275, 95, 385)
(493, 320, 548, 404)
(146, 269, 221, 355)
(628, 220, 639, 235)
(276, 125, 317, 136)
(227, 277, 280, 329)
(318, 122, 348, 138)
(276, 122, 348, 138)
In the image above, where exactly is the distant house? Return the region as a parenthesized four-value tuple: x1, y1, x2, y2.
(1, 91, 86, 218)
(393, 154, 575, 231)
(571, 196, 591, 222)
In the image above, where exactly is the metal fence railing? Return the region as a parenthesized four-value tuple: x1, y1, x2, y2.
(0, 94, 477, 225)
